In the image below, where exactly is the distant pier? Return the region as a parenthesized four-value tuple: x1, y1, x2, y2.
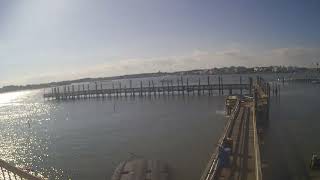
(43, 76, 253, 100)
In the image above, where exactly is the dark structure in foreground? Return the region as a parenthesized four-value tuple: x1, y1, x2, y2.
(112, 159, 169, 180)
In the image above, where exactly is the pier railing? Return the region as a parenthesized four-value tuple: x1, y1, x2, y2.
(200, 98, 241, 180)
(252, 77, 267, 180)
(0, 159, 44, 180)
(252, 104, 263, 180)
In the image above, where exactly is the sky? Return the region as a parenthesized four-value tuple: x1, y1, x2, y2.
(1, 0, 320, 85)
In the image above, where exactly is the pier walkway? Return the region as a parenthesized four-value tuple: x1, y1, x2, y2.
(200, 77, 269, 180)
(216, 103, 256, 180)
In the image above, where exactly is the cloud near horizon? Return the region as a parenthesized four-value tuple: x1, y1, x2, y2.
(5, 46, 319, 86)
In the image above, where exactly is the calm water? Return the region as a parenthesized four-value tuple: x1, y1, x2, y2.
(1, 73, 320, 180)
(263, 82, 320, 180)
(0, 89, 226, 179)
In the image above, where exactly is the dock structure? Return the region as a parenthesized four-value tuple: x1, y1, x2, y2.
(0, 159, 44, 180)
(200, 76, 269, 180)
(43, 76, 253, 100)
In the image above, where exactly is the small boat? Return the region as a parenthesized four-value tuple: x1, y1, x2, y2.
(310, 154, 320, 169)
(112, 159, 170, 180)
(311, 80, 320, 84)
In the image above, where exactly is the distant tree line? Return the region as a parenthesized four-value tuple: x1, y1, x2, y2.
(0, 66, 316, 93)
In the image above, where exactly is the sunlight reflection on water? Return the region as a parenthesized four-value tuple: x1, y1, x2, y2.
(0, 88, 226, 180)
(0, 90, 65, 179)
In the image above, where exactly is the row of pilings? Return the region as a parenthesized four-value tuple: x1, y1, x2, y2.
(44, 76, 252, 100)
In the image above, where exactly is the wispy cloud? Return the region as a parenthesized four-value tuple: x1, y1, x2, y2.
(2, 47, 320, 85)
(268, 47, 320, 66)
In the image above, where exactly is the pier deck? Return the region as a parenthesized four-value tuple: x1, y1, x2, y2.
(203, 101, 258, 180)
(201, 77, 268, 180)
(217, 104, 256, 180)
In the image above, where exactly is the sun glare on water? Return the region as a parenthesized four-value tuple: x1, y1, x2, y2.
(0, 90, 64, 178)
(0, 91, 31, 107)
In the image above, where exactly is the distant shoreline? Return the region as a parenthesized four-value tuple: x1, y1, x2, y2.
(0, 66, 318, 94)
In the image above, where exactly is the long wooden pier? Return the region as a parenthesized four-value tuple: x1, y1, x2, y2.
(43, 77, 253, 100)
(200, 77, 269, 180)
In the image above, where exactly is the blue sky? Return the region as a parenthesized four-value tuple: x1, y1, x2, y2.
(1, 0, 320, 85)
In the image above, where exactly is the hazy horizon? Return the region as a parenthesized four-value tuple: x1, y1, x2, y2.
(0, 65, 314, 88)
(1, 0, 320, 85)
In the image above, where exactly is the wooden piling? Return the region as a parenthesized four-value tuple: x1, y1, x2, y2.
(221, 76, 224, 95)
(177, 79, 180, 95)
(152, 80, 156, 96)
(198, 78, 201, 95)
(94, 82, 97, 98)
(192, 83, 195, 96)
(249, 77, 252, 95)
(181, 77, 184, 96)
(187, 78, 189, 96)
(82, 84, 85, 98)
(119, 82, 122, 97)
(124, 85, 127, 97)
(161, 81, 164, 96)
(240, 76, 242, 95)
(130, 80, 134, 97)
(157, 81, 161, 96)
(171, 80, 174, 95)
(57, 87, 60, 100)
(112, 83, 115, 97)
(140, 81, 143, 97)
(87, 84, 90, 98)
(72, 85, 75, 99)
(202, 79, 205, 94)
(268, 83, 271, 97)
(207, 76, 210, 95)
(148, 81, 151, 96)
(218, 76, 221, 95)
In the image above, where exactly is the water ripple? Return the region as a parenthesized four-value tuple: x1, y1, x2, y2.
(0, 90, 65, 179)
